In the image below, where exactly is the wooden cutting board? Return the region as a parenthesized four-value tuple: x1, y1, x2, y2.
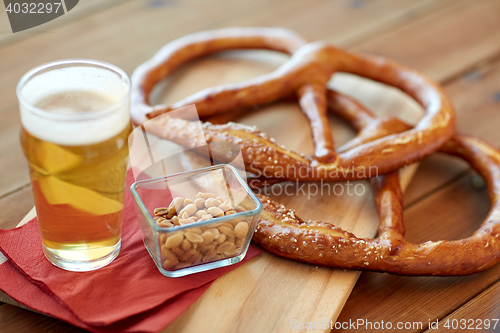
(0, 50, 422, 332)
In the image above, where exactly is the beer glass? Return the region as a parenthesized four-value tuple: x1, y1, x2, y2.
(17, 60, 131, 271)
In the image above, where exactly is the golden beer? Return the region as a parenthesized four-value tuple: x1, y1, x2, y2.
(17, 60, 131, 271)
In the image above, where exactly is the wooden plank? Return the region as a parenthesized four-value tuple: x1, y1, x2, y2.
(0, 105, 31, 199)
(336, 172, 499, 332)
(0, 0, 137, 46)
(353, 0, 500, 83)
(0, 304, 85, 333)
(428, 282, 500, 332)
(207, 0, 456, 46)
(0, 186, 34, 230)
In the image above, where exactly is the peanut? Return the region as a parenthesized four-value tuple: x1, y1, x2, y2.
(171, 246, 184, 257)
(217, 241, 235, 255)
(157, 221, 174, 228)
(201, 231, 214, 245)
(163, 258, 178, 270)
(179, 203, 197, 217)
(165, 233, 184, 248)
(181, 239, 192, 251)
(186, 232, 204, 244)
(205, 198, 221, 208)
(191, 255, 202, 265)
(155, 216, 166, 223)
(221, 222, 234, 229)
(203, 253, 217, 262)
(194, 198, 206, 209)
(154, 191, 253, 269)
(195, 210, 208, 219)
(171, 216, 180, 226)
(208, 228, 220, 240)
(186, 227, 202, 235)
(179, 218, 195, 225)
(217, 234, 227, 244)
(179, 248, 198, 262)
(198, 243, 217, 254)
(154, 207, 169, 216)
(234, 222, 249, 238)
(161, 247, 178, 265)
(169, 197, 184, 214)
(207, 207, 224, 217)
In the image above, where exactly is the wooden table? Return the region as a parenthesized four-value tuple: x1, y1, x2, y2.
(1, 0, 500, 332)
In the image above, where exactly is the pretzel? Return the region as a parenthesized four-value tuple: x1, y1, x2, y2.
(131, 27, 455, 180)
(130, 28, 499, 275)
(254, 134, 500, 276)
(175, 89, 500, 276)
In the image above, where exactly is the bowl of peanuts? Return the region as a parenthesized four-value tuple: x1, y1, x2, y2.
(130, 164, 263, 277)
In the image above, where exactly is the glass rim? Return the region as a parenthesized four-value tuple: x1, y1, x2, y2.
(16, 58, 131, 121)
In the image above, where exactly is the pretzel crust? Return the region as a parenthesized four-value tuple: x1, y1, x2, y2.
(253, 136, 500, 276)
(131, 27, 456, 180)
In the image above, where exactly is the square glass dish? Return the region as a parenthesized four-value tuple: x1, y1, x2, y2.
(130, 164, 262, 277)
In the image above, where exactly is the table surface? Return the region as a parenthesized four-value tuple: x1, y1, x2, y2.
(1, 0, 500, 332)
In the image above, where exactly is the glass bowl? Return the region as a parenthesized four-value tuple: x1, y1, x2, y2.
(130, 164, 262, 277)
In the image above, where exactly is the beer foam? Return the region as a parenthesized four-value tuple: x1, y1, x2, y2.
(19, 65, 130, 146)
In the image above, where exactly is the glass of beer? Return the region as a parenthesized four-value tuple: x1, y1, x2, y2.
(17, 59, 131, 271)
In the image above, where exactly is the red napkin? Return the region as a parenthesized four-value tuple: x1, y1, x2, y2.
(0, 170, 261, 332)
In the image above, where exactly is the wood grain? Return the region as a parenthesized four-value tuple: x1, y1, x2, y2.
(0, 304, 85, 333)
(0, 0, 136, 46)
(207, 0, 455, 46)
(404, 56, 500, 205)
(336, 173, 496, 332)
(0, 185, 34, 230)
(353, 0, 500, 83)
(431, 282, 500, 332)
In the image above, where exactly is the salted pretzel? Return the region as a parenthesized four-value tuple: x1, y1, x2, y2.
(250, 96, 500, 276)
(254, 134, 500, 276)
(131, 27, 455, 180)
(131, 28, 500, 275)
(175, 88, 500, 276)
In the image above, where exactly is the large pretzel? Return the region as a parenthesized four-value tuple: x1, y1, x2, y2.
(131, 28, 500, 276)
(131, 27, 455, 180)
(250, 98, 500, 276)
(254, 133, 500, 276)
(177, 87, 500, 276)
